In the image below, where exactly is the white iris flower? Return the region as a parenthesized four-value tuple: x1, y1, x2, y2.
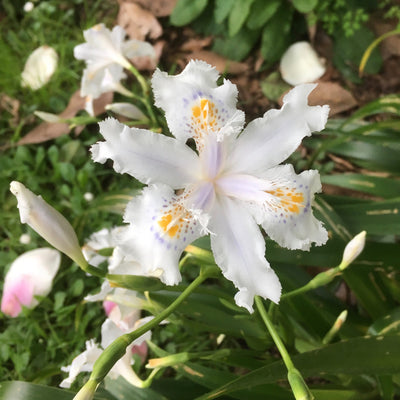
(74, 23, 155, 114)
(92, 60, 329, 312)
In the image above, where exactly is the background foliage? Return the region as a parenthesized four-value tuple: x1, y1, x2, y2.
(1, 0, 400, 399)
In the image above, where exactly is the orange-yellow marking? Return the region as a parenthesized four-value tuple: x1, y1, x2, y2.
(191, 99, 218, 142)
(266, 188, 304, 214)
(158, 214, 182, 237)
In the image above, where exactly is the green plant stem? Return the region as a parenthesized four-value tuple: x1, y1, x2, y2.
(78, 259, 106, 279)
(255, 296, 314, 400)
(127, 64, 158, 127)
(281, 266, 341, 300)
(255, 296, 295, 371)
(73, 267, 214, 400)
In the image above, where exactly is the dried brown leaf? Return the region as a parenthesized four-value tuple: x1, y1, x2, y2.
(0, 93, 20, 127)
(119, 0, 178, 17)
(117, 2, 162, 41)
(180, 36, 213, 52)
(307, 82, 357, 116)
(182, 51, 249, 75)
(16, 91, 113, 146)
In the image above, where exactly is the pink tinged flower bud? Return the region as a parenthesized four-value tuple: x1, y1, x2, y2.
(103, 300, 117, 316)
(1, 248, 60, 317)
(10, 181, 87, 267)
(21, 45, 58, 90)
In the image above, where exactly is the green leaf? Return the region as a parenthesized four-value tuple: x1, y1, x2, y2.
(228, 0, 255, 37)
(212, 26, 260, 61)
(333, 26, 382, 83)
(368, 307, 400, 336)
(213, 0, 235, 23)
(322, 174, 400, 199)
(195, 335, 400, 399)
(170, 0, 208, 26)
(0, 381, 113, 400)
(105, 377, 167, 400)
(334, 198, 400, 236)
(343, 94, 400, 122)
(260, 72, 291, 101)
(260, 5, 293, 64)
(292, 0, 318, 13)
(326, 140, 400, 173)
(247, 0, 280, 30)
(107, 274, 166, 292)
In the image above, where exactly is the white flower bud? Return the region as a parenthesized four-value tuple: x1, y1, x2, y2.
(105, 103, 146, 120)
(10, 181, 86, 267)
(84, 192, 94, 202)
(19, 233, 31, 244)
(23, 2, 34, 12)
(34, 111, 62, 123)
(340, 231, 366, 270)
(280, 42, 326, 86)
(21, 45, 58, 90)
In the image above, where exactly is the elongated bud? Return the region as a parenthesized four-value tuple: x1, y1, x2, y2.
(287, 368, 314, 400)
(339, 231, 366, 271)
(105, 103, 146, 120)
(322, 310, 348, 345)
(10, 181, 87, 267)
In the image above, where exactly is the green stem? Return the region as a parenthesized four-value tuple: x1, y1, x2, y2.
(127, 65, 158, 127)
(255, 296, 295, 370)
(281, 266, 341, 300)
(74, 268, 213, 400)
(78, 259, 106, 279)
(255, 296, 314, 400)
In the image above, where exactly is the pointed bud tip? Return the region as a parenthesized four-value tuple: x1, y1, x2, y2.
(340, 230, 367, 270)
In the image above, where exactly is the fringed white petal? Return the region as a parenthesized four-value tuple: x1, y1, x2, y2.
(92, 118, 201, 188)
(227, 84, 329, 174)
(152, 60, 244, 147)
(120, 184, 203, 285)
(209, 195, 281, 313)
(253, 164, 328, 250)
(59, 339, 102, 388)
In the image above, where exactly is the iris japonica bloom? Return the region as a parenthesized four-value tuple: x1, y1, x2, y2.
(92, 60, 329, 312)
(1, 248, 60, 317)
(74, 24, 155, 115)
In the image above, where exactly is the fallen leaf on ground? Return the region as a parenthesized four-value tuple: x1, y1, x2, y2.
(0, 93, 20, 127)
(117, 2, 162, 40)
(181, 51, 248, 75)
(308, 82, 357, 115)
(16, 91, 113, 146)
(180, 36, 213, 52)
(119, 0, 178, 17)
(281, 81, 357, 116)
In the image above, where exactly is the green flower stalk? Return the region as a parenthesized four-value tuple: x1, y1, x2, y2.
(282, 231, 367, 300)
(73, 266, 216, 400)
(255, 296, 314, 400)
